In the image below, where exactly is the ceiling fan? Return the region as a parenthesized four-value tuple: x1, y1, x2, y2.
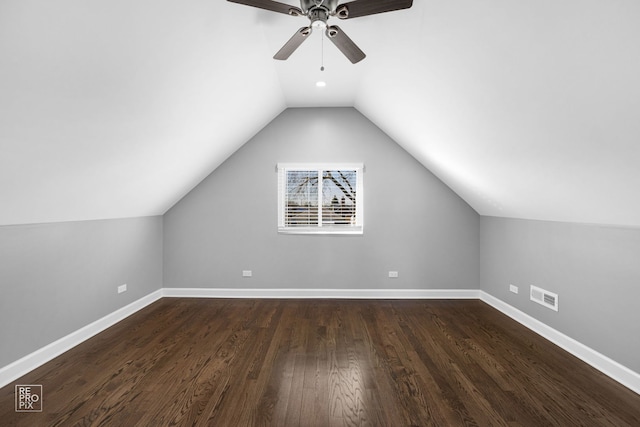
(227, 0, 413, 64)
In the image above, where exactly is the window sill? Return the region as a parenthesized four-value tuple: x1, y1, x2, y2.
(278, 226, 363, 235)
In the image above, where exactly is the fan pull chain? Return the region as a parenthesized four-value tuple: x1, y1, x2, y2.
(320, 31, 325, 71)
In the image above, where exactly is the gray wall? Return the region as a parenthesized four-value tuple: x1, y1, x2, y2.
(164, 107, 479, 290)
(0, 216, 163, 367)
(480, 216, 640, 372)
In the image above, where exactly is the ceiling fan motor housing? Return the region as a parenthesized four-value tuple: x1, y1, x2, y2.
(309, 8, 329, 26)
(300, 0, 338, 15)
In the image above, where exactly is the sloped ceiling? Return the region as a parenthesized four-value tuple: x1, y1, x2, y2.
(1, 0, 639, 227)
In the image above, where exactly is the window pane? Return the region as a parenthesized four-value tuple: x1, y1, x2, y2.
(277, 163, 362, 234)
(285, 170, 318, 226)
(322, 170, 356, 226)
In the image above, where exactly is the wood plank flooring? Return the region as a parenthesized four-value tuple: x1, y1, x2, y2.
(1, 298, 639, 426)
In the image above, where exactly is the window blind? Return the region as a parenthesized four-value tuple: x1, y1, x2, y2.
(277, 163, 363, 234)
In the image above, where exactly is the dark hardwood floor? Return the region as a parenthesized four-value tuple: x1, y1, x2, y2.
(1, 298, 639, 426)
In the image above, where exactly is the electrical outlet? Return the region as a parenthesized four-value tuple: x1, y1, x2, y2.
(509, 284, 518, 294)
(242, 270, 252, 278)
(118, 284, 127, 294)
(388, 271, 399, 278)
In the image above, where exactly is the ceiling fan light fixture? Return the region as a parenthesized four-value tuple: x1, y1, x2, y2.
(311, 20, 326, 29)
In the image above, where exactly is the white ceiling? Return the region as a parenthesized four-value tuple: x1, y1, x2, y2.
(1, 0, 639, 227)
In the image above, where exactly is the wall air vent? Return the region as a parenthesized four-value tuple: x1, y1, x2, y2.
(530, 285, 558, 311)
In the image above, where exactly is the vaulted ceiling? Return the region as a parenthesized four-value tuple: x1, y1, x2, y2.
(1, 0, 639, 227)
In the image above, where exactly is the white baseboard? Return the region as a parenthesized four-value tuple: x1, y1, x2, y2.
(480, 291, 640, 396)
(0, 290, 163, 389)
(161, 287, 481, 299)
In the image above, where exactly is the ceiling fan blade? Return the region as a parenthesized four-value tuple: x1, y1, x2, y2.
(325, 25, 365, 64)
(274, 27, 312, 60)
(227, 0, 302, 16)
(335, 0, 413, 19)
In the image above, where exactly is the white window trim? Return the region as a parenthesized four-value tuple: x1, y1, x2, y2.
(277, 163, 364, 235)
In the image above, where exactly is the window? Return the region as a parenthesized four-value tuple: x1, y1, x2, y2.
(277, 163, 363, 234)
